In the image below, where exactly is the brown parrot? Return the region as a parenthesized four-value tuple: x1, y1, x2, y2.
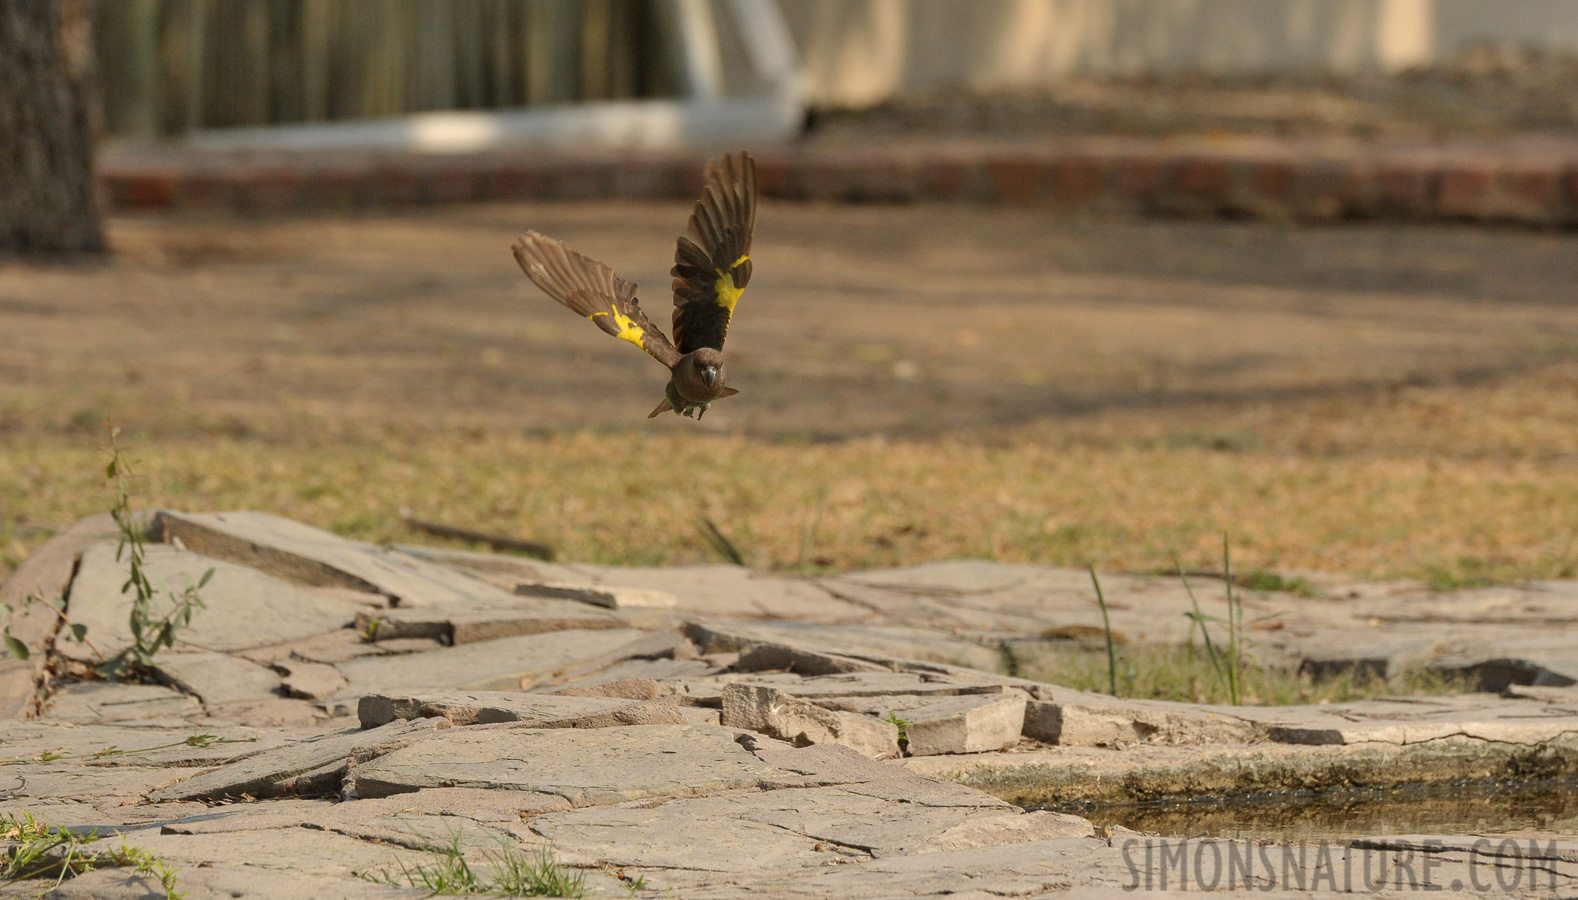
(512, 151, 757, 420)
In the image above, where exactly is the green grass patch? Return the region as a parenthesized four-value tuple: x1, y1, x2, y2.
(363, 830, 585, 897)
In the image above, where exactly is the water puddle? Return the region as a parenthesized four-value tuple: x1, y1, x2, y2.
(1045, 780, 1578, 843)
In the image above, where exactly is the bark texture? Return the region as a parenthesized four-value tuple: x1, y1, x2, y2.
(0, 0, 103, 255)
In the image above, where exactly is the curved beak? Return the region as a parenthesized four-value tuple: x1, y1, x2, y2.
(700, 365, 718, 388)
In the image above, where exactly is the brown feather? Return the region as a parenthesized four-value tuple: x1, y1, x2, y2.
(671, 151, 757, 354)
(513, 231, 681, 369)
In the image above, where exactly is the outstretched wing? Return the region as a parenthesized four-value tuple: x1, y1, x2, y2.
(671, 151, 757, 354)
(513, 231, 681, 369)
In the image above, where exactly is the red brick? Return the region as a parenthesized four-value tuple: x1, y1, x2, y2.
(751, 155, 790, 198)
(1374, 163, 1431, 216)
(845, 156, 920, 203)
(419, 161, 486, 204)
(108, 169, 177, 208)
(246, 167, 304, 211)
(1507, 164, 1562, 209)
(1292, 159, 1370, 220)
(1047, 154, 1105, 203)
(985, 156, 1045, 203)
(303, 165, 370, 209)
(369, 162, 424, 205)
(1436, 160, 1496, 217)
(1112, 154, 1165, 206)
(1170, 157, 1234, 209)
(1247, 159, 1294, 203)
(918, 155, 977, 201)
(487, 160, 549, 200)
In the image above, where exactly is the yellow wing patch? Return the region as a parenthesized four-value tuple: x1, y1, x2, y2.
(589, 309, 647, 351)
(713, 255, 749, 316)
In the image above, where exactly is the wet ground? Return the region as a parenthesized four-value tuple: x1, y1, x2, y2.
(1055, 780, 1578, 843)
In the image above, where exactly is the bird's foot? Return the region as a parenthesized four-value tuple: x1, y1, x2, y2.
(681, 402, 711, 420)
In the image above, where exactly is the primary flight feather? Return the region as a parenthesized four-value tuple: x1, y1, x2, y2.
(512, 151, 757, 420)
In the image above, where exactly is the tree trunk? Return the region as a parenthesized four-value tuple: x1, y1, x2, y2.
(0, 0, 104, 255)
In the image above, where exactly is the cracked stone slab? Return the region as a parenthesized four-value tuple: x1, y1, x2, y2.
(358, 690, 648, 728)
(513, 580, 678, 610)
(0, 515, 119, 718)
(880, 691, 1028, 756)
(1260, 701, 1578, 746)
(151, 651, 282, 708)
(237, 628, 439, 666)
(721, 683, 900, 759)
(352, 596, 623, 645)
(349, 724, 791, 805)
(149, 718, 442, 802)
(108, 823, 438, 881)
(151, 511, 513, 607)
(42, 864, 428, 899)
(737, 734, 1013, 809)
(763, 672, 1007, 702)
(543, 677, 663, 700)
(534, 786, 1088, 873)
(59, 542, 371, 662)
(39, 681, 201, 726)
(334, 628, 646, 696)
(274, 659, 347, 700)
(561, 563, 873, 622)
(0, 722, 281, 769)
(1022, 690, 1258, 746)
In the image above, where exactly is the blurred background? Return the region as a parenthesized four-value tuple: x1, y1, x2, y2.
(84, 0, 1578, 138)
(6, 0, 1578, 589)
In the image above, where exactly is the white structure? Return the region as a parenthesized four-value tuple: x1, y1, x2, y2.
(778, 0, 1578, 108)
(186, 0, 804, 154)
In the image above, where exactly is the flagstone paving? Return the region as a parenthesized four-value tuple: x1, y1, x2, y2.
(3, 512, 1578, 897)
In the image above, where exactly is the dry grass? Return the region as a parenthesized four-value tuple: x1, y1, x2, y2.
(7, 361, 1578, 587)
(5, 206, 1578, 586)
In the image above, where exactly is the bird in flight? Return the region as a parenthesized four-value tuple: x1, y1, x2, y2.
(512, 151, 756, 420)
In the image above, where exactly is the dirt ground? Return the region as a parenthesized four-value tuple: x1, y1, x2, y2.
(6, 201, 1578, 439)
(5, 201, 1578, 581)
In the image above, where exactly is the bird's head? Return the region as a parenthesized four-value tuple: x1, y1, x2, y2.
(688, 347, 725, 389)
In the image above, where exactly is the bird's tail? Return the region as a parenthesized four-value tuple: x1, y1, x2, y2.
(647, 397, 674, 418)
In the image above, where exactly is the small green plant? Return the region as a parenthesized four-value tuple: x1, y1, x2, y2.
(0, 812, 183, 898)
(1220, 535, 1244, 705)
(95, 428, 211, 681)
(360, 617, 383, 643)
(619, 872, 649, 896)
(1087, 566, 1119, 697)
(363, 830, 584, 897)
(884, 711, 910, 754)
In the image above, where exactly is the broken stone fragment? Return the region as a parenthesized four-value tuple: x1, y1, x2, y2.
(153, 652, 283, 707)
(1020, 690, 1256, 746)
(357, 690, 639, 728)
(543, 677, 664, 700)
(887, 690, 1027, 756)
(731, 642, 889, 676)
(351, 597, 623, 645)
(60, 542, 369, 663)
(514, 580, 677, 609)
(349, 723, 789, 803)
(149, 717, 443, 802)
(720, 683, 900, 759)
(151, 510, 512, 607)
(333, 627, 646, 695)
(271, 659, 348, 701)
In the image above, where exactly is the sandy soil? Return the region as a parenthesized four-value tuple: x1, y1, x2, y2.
(4, 201, 1578, 442)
